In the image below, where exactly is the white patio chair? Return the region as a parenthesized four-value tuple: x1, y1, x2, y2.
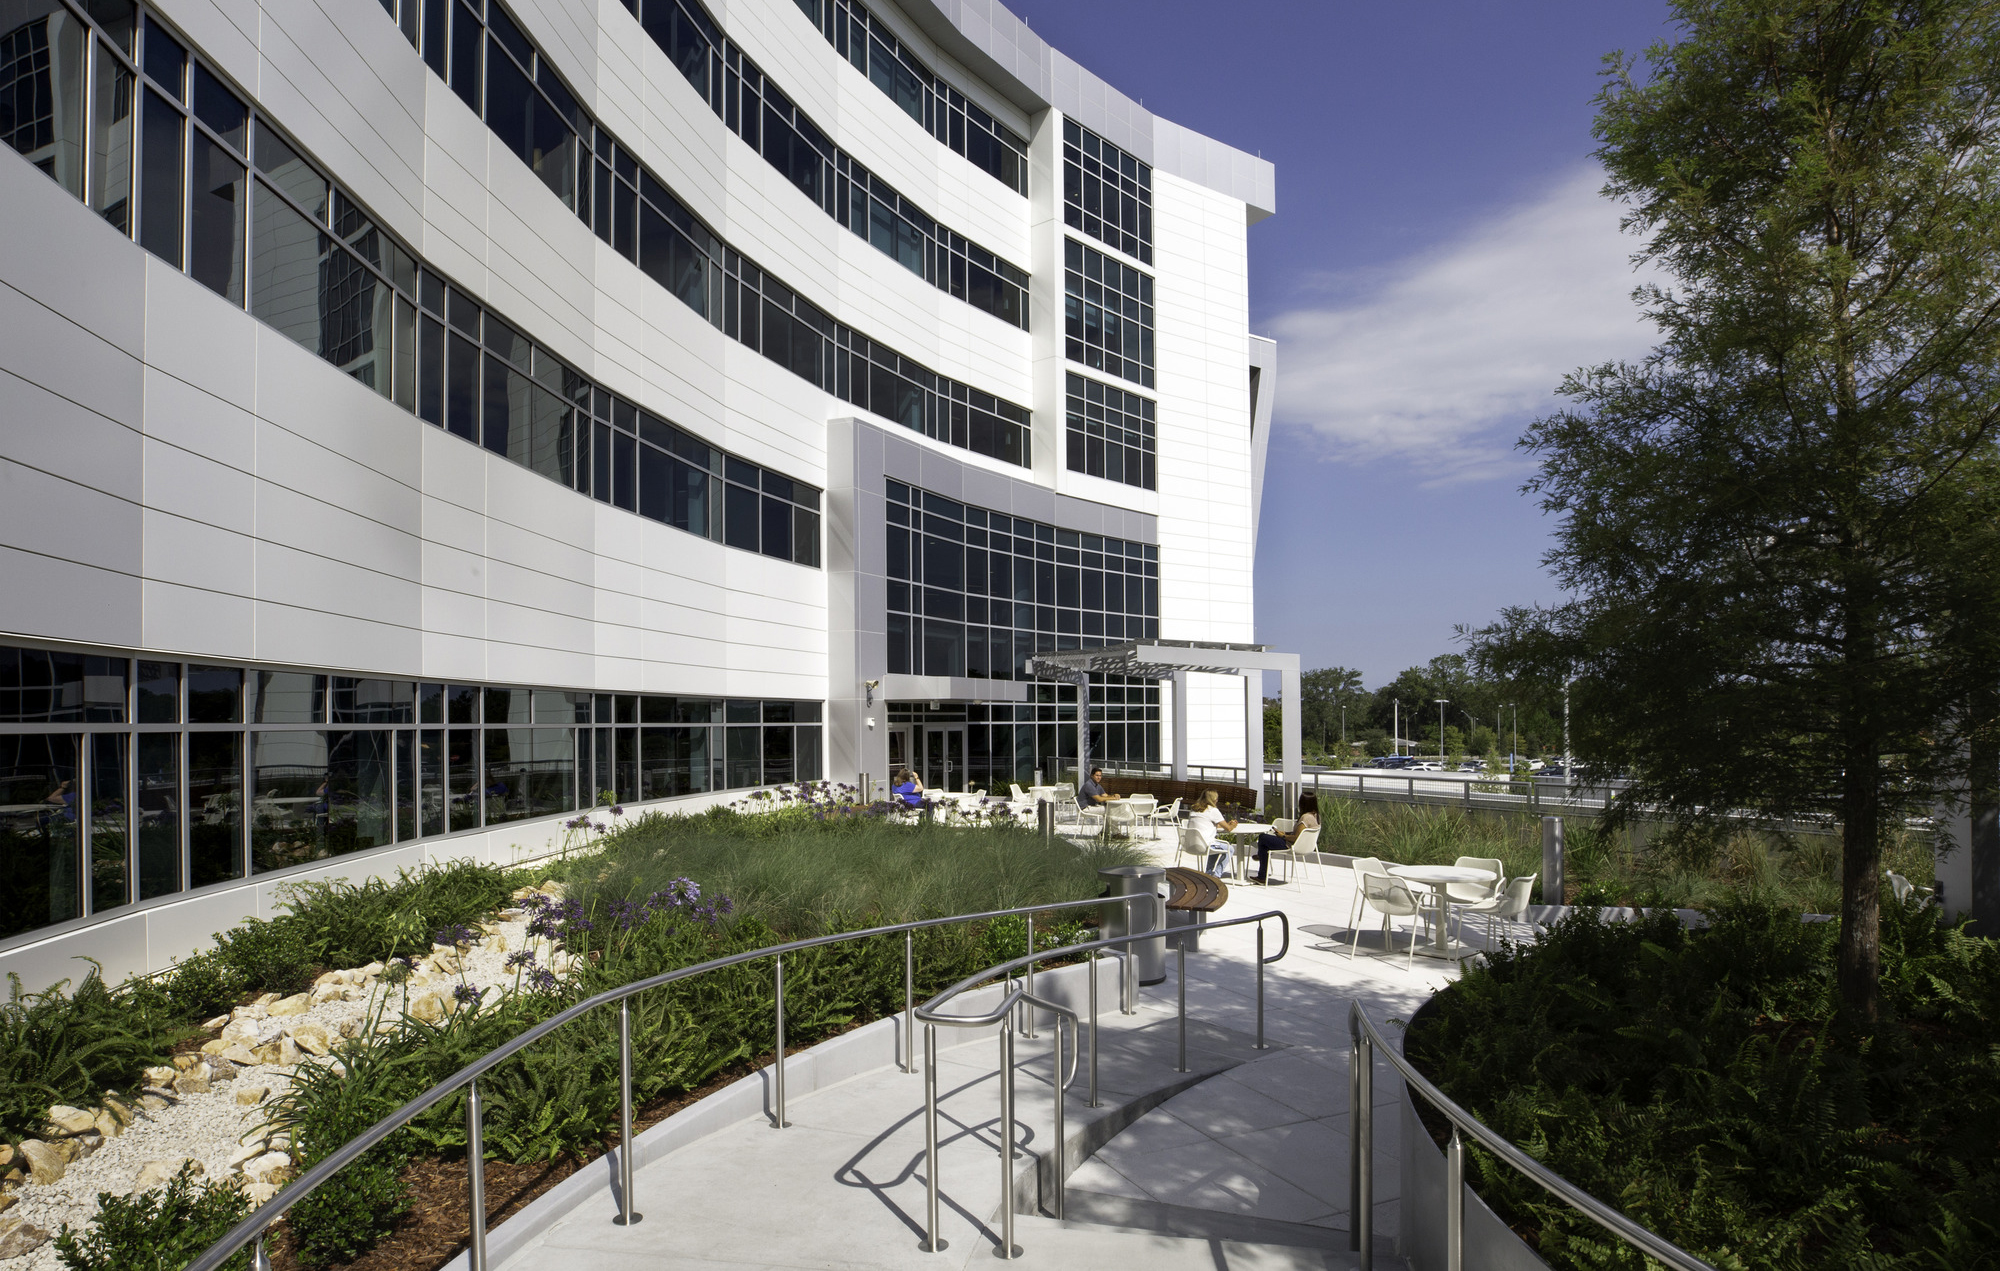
(1455, 873, 1537, 943)
(1104, 800, 1138, 838)
(1346, 857, 1391, 931)
(1010, 783, 1030, 802)
(1265, 826, 1325, 887)
(1350, 873, 1430, 969)
(1182, 821, 1232, 877)
(1447, 856, 1505, 905)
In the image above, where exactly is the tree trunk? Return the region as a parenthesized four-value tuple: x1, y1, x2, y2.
(1838, 725, 1883, 1033)
(1971, 685, 2000, 939)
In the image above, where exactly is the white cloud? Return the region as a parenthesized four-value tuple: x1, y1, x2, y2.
(1268, 165, 1659, 485)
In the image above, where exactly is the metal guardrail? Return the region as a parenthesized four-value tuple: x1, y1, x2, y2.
(184, 892, 1156, 1271)
(1348, 1002, 1718, 1271)
(915, 908, 1291, 1258)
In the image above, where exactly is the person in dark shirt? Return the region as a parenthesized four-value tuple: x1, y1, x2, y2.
(1077, 767, 1110, 808)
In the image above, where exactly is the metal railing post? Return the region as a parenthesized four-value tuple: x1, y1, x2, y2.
(773, 955, 788, 1128)
(1175, 943, 1187, 1073)
(1087, 948, 1100, 1107)
(1355, 1032, 1373, 1269)
(1255, 923, 1266, 1050)
(1050, 1017, 1067, 1222)
(997, 1024, 1020, 1258)
(923, 1024, 947, 1252)
(1446, 1126, 1465, 1271)
(253, 1237, 269, 1271)
(905, 930, 916, 1074)
(1023, 915, 1036, 1038)
(1121, 946, 1135, 1015)
(615, 998, 642, 1225)
(1349, 1028, 1362, 1253)
(466, 1079, 488, 1271)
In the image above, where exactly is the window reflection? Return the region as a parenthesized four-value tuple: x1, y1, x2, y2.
(0, 734, 81, 938)
(187, 730, 241, 886)
(88, 732, 128, 912)
(136, 731, 179, 899)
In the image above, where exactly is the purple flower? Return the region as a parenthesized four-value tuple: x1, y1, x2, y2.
(434, 923, 478, 949)
(505, 950, 536, 970)
(527, 967, 560, 994)
(452, 982, 481, 1007)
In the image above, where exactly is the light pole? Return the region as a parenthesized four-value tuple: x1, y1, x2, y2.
(1434, 699, 1448, 762)
(1393, 699, 1401, 756)
(1504, 703, 1517, 774)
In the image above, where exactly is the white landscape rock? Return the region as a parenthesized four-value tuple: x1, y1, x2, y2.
(0, 898, 555, 1269)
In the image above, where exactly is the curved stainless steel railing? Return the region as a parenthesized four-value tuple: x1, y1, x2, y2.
(1349, 1002, 1718, 1271)
(184, 892, 1155, 1271)
(914, 908, 1291, 1257)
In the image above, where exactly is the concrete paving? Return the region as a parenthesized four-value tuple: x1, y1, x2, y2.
(496, 840, 1540, 1269)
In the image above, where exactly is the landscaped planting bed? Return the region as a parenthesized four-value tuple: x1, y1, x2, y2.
(1405, 901, 2000, 1269)
(2, 792, 1135, 1270)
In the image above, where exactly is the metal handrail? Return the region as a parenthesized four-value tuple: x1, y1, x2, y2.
(912, 908, 1290, 1258)
(184, 891, 1154, 1271)
(1347, 1002, 1718, 1271)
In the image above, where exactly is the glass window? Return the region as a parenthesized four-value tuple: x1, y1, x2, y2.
(251, 671, 324, 722)
(137, 87, 183, 265)
(724, 725, 760, 789)
(187, 730, 241, 886)
(534, 689, 590, 723)
(482, 727, 572, 823)
(639, 726, 708, 797)
(188, 134, 246, 301)
(191, 62, 244, 150)
(445, 683, 478, 724)
(249, 730, 324, 872)
(332, 678, 415, 723)
(483, 686, 530, 723)
(140, 16, 183, 98)
(89, 40, 133, 232)
(136, 660, 179, 722)
(418, 727, 444, 835)
(0, 733, 81, 937)
(187, 664, 242, 722)
(251, 179, 327, 353)
(0, 648, 125, 722)
(395, 728, 415, 840)
(447, 727, 478, 830)
(326, 730, 392, 855)
(87, 733, 127, 912)
(136, 731, 180, 899)
(1, 0, 88, 199)
(762, 724, 793, 785)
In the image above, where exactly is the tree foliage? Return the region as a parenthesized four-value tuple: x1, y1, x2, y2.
(1472, 0, 2000, 1030)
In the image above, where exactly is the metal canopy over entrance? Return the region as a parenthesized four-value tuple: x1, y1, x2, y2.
(1028, 639, 1301, 809)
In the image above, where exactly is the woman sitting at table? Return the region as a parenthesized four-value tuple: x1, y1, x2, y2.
(1251, 792, 1319, 884)
(892, 768, 925, 809)
(1188, 791, 1237, 876)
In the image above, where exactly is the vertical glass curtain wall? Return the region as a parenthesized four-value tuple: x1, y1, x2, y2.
(0, 0, 827, 566)
(883, 479, 1160, 681)
(790, 0, 1028, 197)
(886, 687, 1160, 792)
(1063, 120, 1152, 264)
(374, 0, 1030, 331)
(1065, 372, 1156, 490)
(1064, 238, 1155, 389)
(0, 643, 822, 945)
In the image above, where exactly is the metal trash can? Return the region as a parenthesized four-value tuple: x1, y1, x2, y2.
(1100, 864, 1167, 985)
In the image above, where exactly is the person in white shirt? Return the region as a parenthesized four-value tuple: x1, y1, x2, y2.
(1187, 791, 1238, 876)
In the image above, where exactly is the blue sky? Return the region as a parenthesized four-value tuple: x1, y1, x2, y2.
(1007, 0, 1676, 684)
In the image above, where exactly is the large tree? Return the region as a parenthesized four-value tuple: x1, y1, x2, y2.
(1474, 0, 2000, 1030)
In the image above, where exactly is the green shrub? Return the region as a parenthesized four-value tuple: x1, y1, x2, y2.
(0, 967, 191, 1142)
(281, 860, 512, 968)
(53, 1163, 252, 1271)
(1406, 901, 2000, 1269)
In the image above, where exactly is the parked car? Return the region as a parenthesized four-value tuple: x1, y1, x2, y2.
(1409, 761, 1444, 771)
(1456, 761, 1484, 773)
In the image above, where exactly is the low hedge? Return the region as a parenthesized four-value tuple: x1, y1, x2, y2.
(1405, 901, 2000, 1269)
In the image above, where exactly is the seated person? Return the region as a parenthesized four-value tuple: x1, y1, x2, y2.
(892, 768, 925, 808)
(1251, 792, 1320, 884)
(1077, 766, 1110, 808)
(1188, 791, 1237, 876)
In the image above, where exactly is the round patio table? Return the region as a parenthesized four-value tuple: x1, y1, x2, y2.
(1387, 865, 1496, 959)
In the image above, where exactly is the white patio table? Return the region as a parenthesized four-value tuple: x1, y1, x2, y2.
(1387, 864, 1497, 958)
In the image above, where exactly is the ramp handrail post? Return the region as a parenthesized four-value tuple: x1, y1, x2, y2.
(614, 998, 642, 1225)
(923, 1024, 947, 1252)
(466, 1079, 488, 1270)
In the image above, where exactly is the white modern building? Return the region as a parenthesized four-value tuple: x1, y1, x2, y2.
(0, 0, 1276, 985)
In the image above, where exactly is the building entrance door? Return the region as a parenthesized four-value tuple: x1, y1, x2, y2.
(924, 726, 965, 793)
